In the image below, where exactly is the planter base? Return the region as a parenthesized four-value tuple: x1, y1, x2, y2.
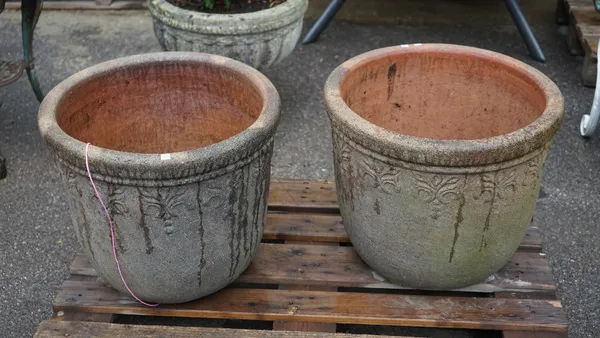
(34, 179, 567, 338)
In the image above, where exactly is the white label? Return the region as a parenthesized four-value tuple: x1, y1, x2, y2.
(160, 154, 172, 161)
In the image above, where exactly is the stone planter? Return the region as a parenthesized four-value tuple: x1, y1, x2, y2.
(324, 44, 564, 290)
(38, 52, 280, 303)
(148, 0, 308, 70)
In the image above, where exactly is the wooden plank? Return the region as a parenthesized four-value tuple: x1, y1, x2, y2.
(521, 227, 542, 251)
(265, 212, 542, 249)
(268, 180, 338, 213)
(561, 0, 600, 85)
(70, 244, 555, 294)
(52, 283, 567, 332)
(567, 4, 600, 85)
(503, 330, 568, 338)
(34, 320, 411, 338)
(264, 213, 347, 243)
(4, 0, 145, 9)
(564, 0, 594, 12)
(243, 244, 555, 293)
(51, 274, 114, 323)
(70, 252, 97, 277)
(273, 284, 338, 333)
(52, 310, 113, 323)
(273, 240, 338, 333)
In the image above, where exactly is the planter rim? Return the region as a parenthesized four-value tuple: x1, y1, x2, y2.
(324, 44, 565, 167)
(38, 52, 280, 185)
(147, 0, 308, 34)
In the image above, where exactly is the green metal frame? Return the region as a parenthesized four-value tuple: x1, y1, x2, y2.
(21, 0, 45, 102)
(0, 0, 44, 179)
(0, 0, 44, 102)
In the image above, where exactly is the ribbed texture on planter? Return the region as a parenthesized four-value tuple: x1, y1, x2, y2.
(148, 0, 308, 70)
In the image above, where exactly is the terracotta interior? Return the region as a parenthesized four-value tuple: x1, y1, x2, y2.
(57, 62, 263, 153)
(340, 50, 547, 140)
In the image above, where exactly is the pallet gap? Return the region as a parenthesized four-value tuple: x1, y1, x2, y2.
(113, 315, 274, 330)
(337, 324, 503, 337)
(268, 205, 341, 215)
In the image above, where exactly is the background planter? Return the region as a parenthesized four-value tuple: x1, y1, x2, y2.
(148, 0, 308, 70)
(325, 44, 564, 290)
(38, 52, 281, 303)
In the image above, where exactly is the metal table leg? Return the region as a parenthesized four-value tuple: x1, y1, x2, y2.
(505, 0, 545, 62)
(21, 0, 44, 102)
(581, 38, 600, 137)
(302, 0, 345, 44)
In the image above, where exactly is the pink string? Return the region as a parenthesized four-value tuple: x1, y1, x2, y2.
(85, 143, 159, 307)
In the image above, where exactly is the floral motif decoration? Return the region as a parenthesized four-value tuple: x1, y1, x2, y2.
(333, 131, 403, 196)
(61, 166, 79, 195)
(477, 169, 517, 201)
(358, 158, 403, 194)
(522, 154, 544, 187)
(413, 174, 462, 219)
(107, 185, 129, 216)
(332, 132, 357, 210)
(139, 188, 188, 235)
(333, 132, 353, 175)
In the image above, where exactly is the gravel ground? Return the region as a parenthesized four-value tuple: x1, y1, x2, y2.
(1, 6, 599, 337)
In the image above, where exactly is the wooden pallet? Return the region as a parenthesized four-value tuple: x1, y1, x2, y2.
(557, 0, 600, 86)
(34, 179, 567, 338)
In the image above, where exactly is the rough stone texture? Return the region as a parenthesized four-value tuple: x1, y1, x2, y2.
(38, 53, 281, 303)
(148, 0, 308, 69)
(325, 45, 565, 290)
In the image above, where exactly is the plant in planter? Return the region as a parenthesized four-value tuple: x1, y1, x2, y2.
(168, 0, 285, 13)
(148, 0, 308, 69)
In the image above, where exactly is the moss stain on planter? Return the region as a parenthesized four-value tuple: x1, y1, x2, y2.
(38, 52, 281, 303)
(449, 191, 466, 264)
(325, 44, 564, 290)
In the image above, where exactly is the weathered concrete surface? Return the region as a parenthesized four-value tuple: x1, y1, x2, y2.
(149, 0, 308, 69)
(0, 2, 599, 337)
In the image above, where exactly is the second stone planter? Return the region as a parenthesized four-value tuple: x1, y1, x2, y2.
(148, 0, 308, 70)
(38, 52, 280, 303)
(325, 44, 564, 290)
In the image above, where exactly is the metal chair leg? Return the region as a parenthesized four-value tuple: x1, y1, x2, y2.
(505, 0, 545, 62)
(581, 39, 600, 137)
(21, 0, 44, 102)
(302, 0, 345, 44)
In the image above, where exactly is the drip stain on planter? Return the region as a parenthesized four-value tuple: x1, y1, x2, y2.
(38, 52, 281, 303)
